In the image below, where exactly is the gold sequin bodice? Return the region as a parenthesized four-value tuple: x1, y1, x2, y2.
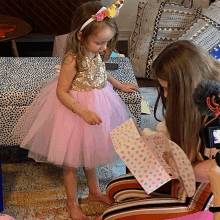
(70, 54, 107, 91)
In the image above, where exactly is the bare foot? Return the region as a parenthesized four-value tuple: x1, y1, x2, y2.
(66, 201, 88, 220)
(88, 192, 111, 205)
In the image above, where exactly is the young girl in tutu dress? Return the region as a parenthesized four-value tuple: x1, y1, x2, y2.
(12, 1, 139, 219)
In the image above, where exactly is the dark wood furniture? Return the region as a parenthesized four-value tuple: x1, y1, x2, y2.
(0, 0, 99, 35)
(0, 14, 32, 56)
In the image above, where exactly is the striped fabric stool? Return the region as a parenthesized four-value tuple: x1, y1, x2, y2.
(103, 174, 213, 220)
(165, 210, 213, 220)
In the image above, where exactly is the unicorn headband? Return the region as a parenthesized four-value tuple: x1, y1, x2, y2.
(79, 0, 125, 31)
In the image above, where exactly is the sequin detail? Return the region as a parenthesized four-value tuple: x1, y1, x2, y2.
(70, 54, 107, 91)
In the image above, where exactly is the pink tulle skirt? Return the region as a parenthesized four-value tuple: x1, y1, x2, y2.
(12, 75, 130, 168)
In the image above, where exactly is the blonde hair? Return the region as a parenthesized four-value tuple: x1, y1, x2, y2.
(151, 40, 220, 162)
(62, 1, 118, 70)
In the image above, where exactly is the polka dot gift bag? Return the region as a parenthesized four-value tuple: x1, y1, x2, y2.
(110, 118, 196, 197)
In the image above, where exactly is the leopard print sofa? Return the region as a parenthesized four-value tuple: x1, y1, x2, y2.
(0, 57, 141, 147)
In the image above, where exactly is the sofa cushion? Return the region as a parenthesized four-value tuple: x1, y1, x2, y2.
(129, 0, 202, 78)
(178, 1, 220, 55)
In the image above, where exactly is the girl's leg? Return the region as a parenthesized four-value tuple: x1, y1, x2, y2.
(83, 167, 111, 205)
(63, 167, 88, 220)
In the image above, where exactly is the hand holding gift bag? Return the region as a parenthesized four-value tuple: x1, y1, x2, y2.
(110, 118, 196, 197)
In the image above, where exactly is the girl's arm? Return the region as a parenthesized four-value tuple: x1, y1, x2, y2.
(107, 73, 139, 93)
(56, 55, 78, 111)
(207, 160, 220, 220)
(193, 148, 220, 182)
(56, 55, 102, 125)
(193, 160, 213, 182)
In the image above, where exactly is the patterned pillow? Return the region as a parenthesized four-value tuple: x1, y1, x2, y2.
(178, 1, 220, 59)
(211, 46, 220, 61)
(129, 0, 202, 78)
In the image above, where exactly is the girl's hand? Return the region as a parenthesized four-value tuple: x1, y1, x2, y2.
(80, 109, 102, 125)
(107, 74, 139, 92)
(207, 159, 220, 206)
(163, 151, 179, 179)
(120, 83, 140, 93)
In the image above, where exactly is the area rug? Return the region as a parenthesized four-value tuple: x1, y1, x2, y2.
(1, 162, 116, 219)
(1, 87, 162, 219)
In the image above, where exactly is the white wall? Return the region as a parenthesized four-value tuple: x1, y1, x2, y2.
(101, 0, 138, 40)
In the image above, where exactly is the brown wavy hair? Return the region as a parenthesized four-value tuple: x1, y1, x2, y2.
(151, 40, 220, 162)
(62, 1, 119, 70)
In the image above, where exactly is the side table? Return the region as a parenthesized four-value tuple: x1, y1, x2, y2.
(0, 14, 32, 57)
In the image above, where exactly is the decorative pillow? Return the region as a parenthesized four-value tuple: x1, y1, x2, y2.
(178, 1, 220, 58)
(211, 46, 220, 61)
(129, 0, 202, 78)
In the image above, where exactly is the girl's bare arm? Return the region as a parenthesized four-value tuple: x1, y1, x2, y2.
(56, 55, 102, 125)
(56, 55, 79, 110)
(107, 73, 139, 93)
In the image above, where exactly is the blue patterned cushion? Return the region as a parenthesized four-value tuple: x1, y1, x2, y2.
(211, 46, 220, 61)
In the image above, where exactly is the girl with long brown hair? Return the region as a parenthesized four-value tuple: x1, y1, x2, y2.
(102, 40, 220, 220)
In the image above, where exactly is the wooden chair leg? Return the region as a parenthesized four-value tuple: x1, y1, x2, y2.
(11, 40, 19, 57)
